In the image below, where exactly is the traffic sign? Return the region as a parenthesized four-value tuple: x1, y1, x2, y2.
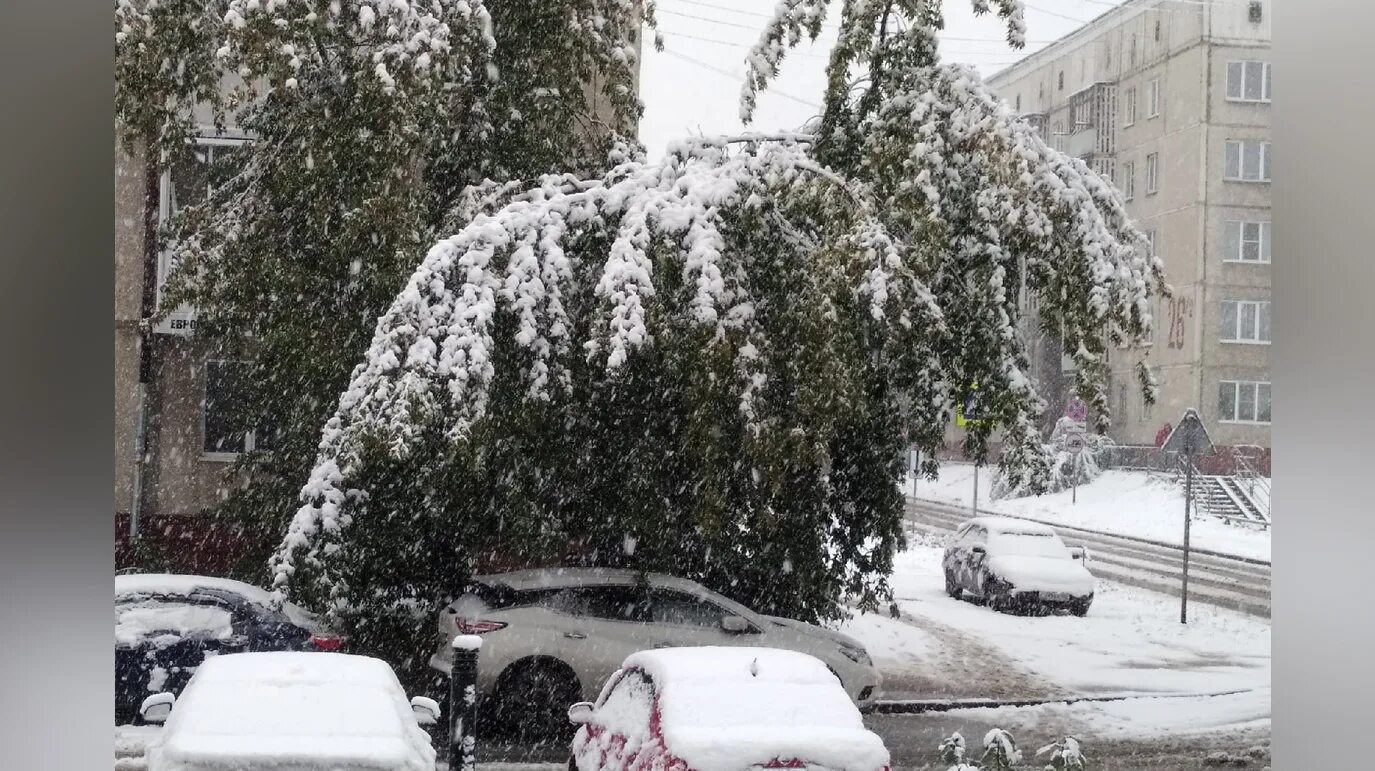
(1161, 408, 1216, 456)
(1065, 434, 1087, 454)
(1065, 396, 1088, 422)
(956, 382, 985, 427)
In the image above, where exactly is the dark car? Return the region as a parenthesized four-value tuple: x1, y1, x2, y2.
(115, 573, 343, 724)
(942, 516, 1095, 616)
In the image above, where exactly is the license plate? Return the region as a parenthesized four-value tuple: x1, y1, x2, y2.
(1041, 592, 1071, 602)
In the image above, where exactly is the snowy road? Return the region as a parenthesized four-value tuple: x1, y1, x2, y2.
(903, 496, 1272, 618)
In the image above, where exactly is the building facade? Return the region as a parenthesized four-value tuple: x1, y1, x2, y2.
(985, 0, 1271, 455)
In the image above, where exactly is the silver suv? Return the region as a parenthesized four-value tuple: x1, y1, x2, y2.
(428, 568, 881, 736)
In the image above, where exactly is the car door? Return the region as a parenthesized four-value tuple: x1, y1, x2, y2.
(551, 585, 659, 698)
(948, 526, 989, 595)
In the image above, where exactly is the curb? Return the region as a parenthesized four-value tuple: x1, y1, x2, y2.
(906, 496, 1272, 567)
(870, 688, 1253, 715)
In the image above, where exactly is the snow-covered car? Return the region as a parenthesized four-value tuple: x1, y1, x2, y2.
(428, 568, 881, 737)
(942, 517, 1095, 616)
(140, 652, 441, 771)
(115, 573, 345, 724)
(568, 646, 890, 771)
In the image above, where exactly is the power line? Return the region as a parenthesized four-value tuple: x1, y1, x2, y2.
(656, 25, 1041, 61)
(660, 0, 842, 30)
(660, 46, 824, 111)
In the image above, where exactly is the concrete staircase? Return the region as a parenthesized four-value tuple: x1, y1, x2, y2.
(1188, 474, 1270, 528)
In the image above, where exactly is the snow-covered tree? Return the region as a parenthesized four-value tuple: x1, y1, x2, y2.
(140, 1, 652, 673)
(993, 417, 1113, 499)
(266, 0, 1163, 631)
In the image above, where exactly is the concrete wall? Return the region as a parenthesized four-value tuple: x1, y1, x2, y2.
(114, 133, 146, 517)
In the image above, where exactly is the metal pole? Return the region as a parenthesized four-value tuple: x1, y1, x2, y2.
(972, 462, 979, 515)
(450, 635, 482, 771)
(1072, 451, 1079, 505)
(910, 449, 918, 498)
(1181, 453, 1193, 624)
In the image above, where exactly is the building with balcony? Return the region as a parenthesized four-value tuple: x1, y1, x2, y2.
(984, 0, 1272, 459)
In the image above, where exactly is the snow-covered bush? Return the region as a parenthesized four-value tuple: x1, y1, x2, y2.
(993, 418, 1114, 499)
(940, 731, 970, 767)
(981, 727, 1023, 769)
(1037, 736, 1087, 770)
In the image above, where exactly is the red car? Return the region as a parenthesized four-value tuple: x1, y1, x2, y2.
(567, 647, 889, 771)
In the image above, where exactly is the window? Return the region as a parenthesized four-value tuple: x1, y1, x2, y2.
(1058, 71, 1065, 91)
(1073, 99, 1092, 130)
(1130, 34, 1137, 67)
(1145, 229, 1157, 257)
(1052, 121, 1066, 152)
(1226, 61, 1271, 103)
(1220, 300, 1272, 343)
(203, 360, 275, 457)
(1154, 19, 1162, 43)
(1225, 221, 1272, 263)
(1147, 78, 1160, 117)
(158, 136, 250, 334)
(1015, 93, 1021, 111)
(1145, 153, 1159, 194)
(649, 590, 733, 628)
(1219, 381, 1271, 423)
(1225, 139, 1271, 181)
(1122, 161, 1135, 200)
(1123, 86, 1137, 125)
(595, 671, 654, 737)
(1249, 1, 1263, 24)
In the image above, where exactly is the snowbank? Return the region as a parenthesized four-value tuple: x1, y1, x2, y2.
(908, 466, 1271, 561)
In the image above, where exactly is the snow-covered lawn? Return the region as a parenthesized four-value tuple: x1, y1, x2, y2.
(839, 535, 1270, 739)
(906, 465, 1271, 562)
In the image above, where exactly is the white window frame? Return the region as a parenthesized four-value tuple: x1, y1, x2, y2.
(1224, 139, 1271, 182)
(1226, 60, 1272, 103)
(157, 130, 253, 336)
(1218, 380, 1271, 424)
(1123, 85, 1137, 126)
(1219, 300, 1272, 344)
(203, 359, 269, 462)
(1122, 160, 1136, 200)
(1147, 78, 1160, 118)
(1224, 220, 1272, 263)
(1145, 152, 1159, 194)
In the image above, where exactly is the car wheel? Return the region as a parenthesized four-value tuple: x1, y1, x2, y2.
(984, 577, 1008, 612)
(491, 659, 581, 744)
(1070, 598, 1091, 617)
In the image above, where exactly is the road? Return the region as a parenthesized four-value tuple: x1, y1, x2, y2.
(903, 496, 1272, 618)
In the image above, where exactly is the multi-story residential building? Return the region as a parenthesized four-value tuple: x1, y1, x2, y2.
(115, 44, 642, 568)
(983, 0, 1271, 462)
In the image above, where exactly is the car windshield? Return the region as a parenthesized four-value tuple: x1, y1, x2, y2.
(989, 531, 1071, 559)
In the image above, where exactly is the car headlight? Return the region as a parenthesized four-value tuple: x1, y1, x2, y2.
(838, 644, 872, 667)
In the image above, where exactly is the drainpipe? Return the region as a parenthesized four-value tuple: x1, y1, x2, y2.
(131, 138, 162, 542)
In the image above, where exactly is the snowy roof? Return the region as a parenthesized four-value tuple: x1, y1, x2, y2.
(157, 652, 432, 771)
(624, 647, 889, 771)
(965, 516, 1059, 536)
(475, 567, 713, 596)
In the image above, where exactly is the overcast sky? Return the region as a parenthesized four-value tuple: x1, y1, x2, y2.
(638, 0, 1127, 160)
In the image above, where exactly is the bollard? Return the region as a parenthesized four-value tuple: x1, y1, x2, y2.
(449, 635, 483, 771)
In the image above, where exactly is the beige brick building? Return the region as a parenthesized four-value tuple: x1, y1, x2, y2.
(985, 0, 1272, 454)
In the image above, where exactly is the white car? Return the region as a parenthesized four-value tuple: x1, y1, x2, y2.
(942, 516, 1095, 616)
(141, 652, 441, 771)
(568, 647, 890, 771)
(428, 568, 882, 736)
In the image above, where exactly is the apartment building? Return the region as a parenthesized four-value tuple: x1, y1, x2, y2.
(115, 43, 642, 566)
(985, 0, 1272, 457)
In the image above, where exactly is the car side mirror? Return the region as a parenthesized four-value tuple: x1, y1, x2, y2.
(568, 701, 595, 725)
(1069, 546, 1089, 563)
(720, 615, 752, 634)
(139, 692, 175, 724)
(410, 696, 440, 727)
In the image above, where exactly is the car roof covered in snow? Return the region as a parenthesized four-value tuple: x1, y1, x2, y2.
(617, 647, 890, 771)
(964, 516, 1060, 536)
(115, 573, 320, 629)
(156, 652, 433, 771)
(474, 567, 710, 596)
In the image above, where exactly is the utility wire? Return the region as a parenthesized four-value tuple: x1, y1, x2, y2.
(660, 46, 824, 111)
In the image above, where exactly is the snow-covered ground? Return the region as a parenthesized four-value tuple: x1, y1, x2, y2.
(906, 465, 1271, 562)
(838, 532, 1271, 740)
